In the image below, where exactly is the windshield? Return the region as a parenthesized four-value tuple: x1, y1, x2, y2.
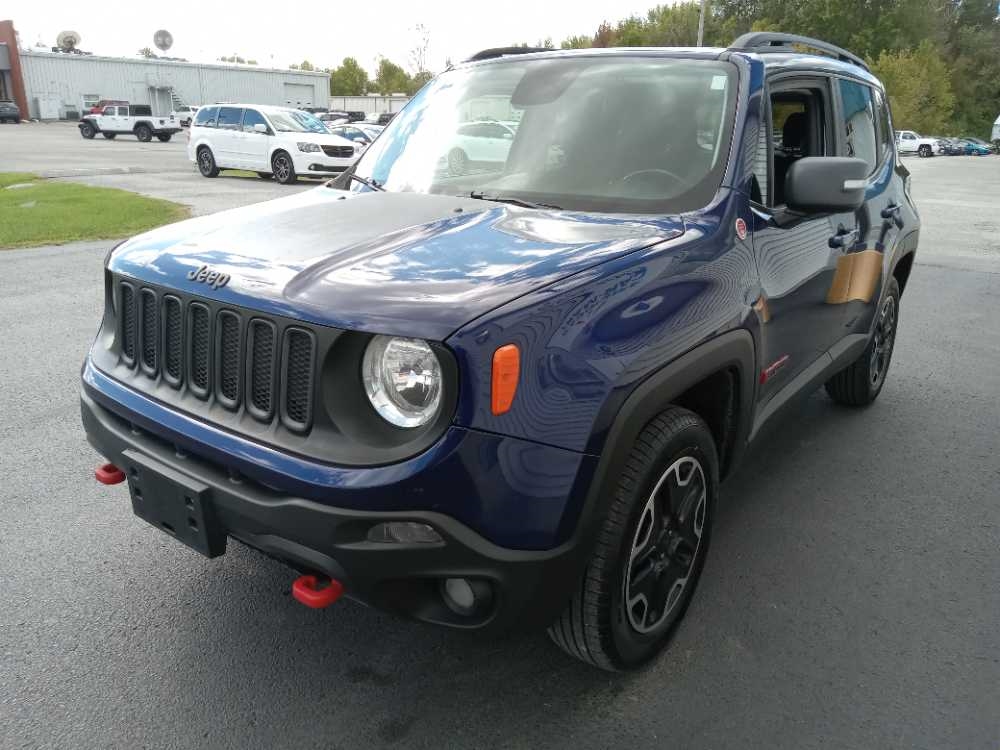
(350, 56, 736, 213)
(267, 110, 329, 134)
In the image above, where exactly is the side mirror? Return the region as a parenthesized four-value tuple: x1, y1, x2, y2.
(784, 157, 869, 213)
(254, 123, 269, 134)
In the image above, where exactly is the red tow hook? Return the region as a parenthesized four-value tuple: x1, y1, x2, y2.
(95, 463, 126, 485)
(292, 575, 344, 609)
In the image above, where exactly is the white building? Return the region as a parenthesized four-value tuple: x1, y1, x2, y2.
(18, 49, 329, 120)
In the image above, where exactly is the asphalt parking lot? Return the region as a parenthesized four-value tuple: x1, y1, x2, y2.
(0, 122, 312, 215)
(1, 125, 999, 749)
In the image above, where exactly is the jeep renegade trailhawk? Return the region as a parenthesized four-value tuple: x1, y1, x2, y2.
(82, 34, 918, 671)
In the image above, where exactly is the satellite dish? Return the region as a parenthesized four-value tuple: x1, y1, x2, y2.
(56, 30, 81, 52)
(153, 30, 173, 52)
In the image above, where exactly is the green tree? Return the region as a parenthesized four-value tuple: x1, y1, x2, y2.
(871, 41, 955, 133)
(407, 70, 435, 95)
(298, 60, 315, 71)
(330, 57, 369, 96)
(561, 35, 593, 49)
(138, 47, 157, 58)
(374, 58, 411, 95)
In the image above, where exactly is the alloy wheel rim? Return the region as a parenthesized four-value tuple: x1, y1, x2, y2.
(275, 156, 290, 180)
(623, 455, 707, 634)
(869, 295, 897, 386)
(199, 151, 211, 173)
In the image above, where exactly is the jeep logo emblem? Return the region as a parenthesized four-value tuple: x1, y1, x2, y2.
(186, 264, 230, 290)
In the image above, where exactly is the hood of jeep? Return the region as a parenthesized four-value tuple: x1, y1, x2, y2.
(108, 187, 684, 340)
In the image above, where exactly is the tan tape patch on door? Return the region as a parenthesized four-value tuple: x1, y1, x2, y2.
(826, 249, 883, 304)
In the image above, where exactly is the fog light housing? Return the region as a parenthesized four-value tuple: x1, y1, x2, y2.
(367, 521, 442, 544)
(440, 577, 493, 617)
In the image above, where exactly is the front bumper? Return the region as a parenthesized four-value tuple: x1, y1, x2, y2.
(291, 150, 357, 175)
(81, 364, 598, 630)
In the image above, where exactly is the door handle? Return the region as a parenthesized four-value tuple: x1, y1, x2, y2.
(881, 203, 904, 229)
(829, 224, 859, 249)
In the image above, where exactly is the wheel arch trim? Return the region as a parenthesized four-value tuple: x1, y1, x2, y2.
(561, 329, 756, 546)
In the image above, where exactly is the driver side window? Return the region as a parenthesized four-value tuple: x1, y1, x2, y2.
(766, 79, 832, 207)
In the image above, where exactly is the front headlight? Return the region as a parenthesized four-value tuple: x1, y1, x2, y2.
(297, 142, 321, 153)
(362, 335, 442, 428)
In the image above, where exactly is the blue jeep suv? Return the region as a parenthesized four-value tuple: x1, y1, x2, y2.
(82, 34, 919, 670)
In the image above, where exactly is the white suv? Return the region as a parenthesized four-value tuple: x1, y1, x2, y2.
(187, 104, 361, 184)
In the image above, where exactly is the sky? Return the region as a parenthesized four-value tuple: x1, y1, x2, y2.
(5, 0, 654, 75)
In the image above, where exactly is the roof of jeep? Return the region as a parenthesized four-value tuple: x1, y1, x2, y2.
(457, 45, 882, 88)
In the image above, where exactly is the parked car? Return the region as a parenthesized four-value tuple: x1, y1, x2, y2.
(319, 110, 350, 125)
(188, 104, 360, 184)
(366, 112, 396, 126)
(78, 104, 181, 142)
(327, 124, 371, 145)
(894, 129, 938, 157)
(959, 136, 996, 155)
(172, 105, 199, 127)
(83, 34, 918, 671)
(0, 99, 21, 123)
(446, 120, 518, 174)
(937, 137, 967, 155)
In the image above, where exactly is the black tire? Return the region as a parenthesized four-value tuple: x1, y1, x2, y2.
(918, 144, 932, 157)
(196, 146, 219, 178)
(448, 147, 469, 175)
(825, 278, 900, 407)
(80, 122, 96, 139)
(548, 407, 718, 671)
(271, 151, 297, 184)
(135, 124, 153, 142)
(102, 133, 116, 140)
(156, 133, 172, 142)
(256, 172, 273, 180)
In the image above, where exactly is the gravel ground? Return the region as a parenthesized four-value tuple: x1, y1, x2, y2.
(1, 126, 998, 749)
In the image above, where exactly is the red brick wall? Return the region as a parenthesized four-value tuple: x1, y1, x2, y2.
(0, 20, 30, 119)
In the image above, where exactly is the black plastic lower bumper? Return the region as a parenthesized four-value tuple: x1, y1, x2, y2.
(81, 390, 587, 631)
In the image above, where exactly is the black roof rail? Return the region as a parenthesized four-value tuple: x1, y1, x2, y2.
(465, 46, 551, 62)
(729, 32, 869, 72)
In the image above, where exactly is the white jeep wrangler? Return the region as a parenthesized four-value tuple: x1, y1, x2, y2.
(895, 129, 938, 157)
(78, 104, 181, 142)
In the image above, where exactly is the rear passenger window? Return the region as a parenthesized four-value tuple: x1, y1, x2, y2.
(838, 79, 878, 173)
(872, 88, 893, 162)
(217, 107, 243, 130)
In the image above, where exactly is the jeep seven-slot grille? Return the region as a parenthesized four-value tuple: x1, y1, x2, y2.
(116, 281, 316, 432)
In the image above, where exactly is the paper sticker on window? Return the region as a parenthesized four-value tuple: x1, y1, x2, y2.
(711, 75, 727, 90)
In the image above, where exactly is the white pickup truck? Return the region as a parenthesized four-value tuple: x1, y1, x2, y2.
(78, 104, 181, 142)
(895, 130, 939, 157)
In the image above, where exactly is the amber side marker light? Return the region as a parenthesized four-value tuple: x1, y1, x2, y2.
(491, 344, 520, 415)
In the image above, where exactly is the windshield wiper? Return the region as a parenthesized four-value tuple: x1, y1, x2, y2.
(348, 173, 385, 191)
(468, 191, 561, 210)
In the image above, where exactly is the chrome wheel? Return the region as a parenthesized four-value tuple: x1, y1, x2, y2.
(623, 456, 707, 634)
(448, 148, 468, 176)
(869, 295, 897, 386)
(197, 148, 214, 175)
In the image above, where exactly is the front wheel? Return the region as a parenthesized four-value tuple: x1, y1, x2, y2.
(102, 133, 116, 140)
(135, 124, 152, 142)
(197, 146, 219, 178)
(447, 147, 469, 175)
(548, 407, 718, 671)
(156, 133, 172, 142)
(825, 278, 900, 406)
(80, 122, 96, 139)
(918, 144, 932, 157)
(271, 151, 297, 184)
